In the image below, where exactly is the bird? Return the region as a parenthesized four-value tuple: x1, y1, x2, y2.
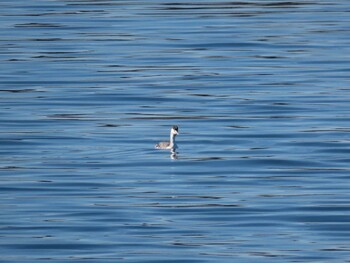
(155, 125, 179, 150)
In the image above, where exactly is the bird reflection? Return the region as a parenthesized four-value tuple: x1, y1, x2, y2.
(170, 148, 178, 159)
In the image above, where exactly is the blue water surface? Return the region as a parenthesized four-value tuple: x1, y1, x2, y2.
(1, 1, 350, 262)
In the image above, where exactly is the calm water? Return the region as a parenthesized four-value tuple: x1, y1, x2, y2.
(1, 1, 350, 262)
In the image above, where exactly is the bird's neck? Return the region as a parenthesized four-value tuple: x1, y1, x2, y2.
(170, 134, 176, 146)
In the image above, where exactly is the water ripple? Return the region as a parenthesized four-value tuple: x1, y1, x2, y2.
(1, 0, 350, 262)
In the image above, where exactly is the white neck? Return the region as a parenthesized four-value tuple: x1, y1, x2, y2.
(170, 133, 176, 147)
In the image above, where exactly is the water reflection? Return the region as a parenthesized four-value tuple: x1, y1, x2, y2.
(171, 148, 178, 160)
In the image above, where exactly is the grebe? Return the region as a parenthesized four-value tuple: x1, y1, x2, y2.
(155, 125, 179, 150)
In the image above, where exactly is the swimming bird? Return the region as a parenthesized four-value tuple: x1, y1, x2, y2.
(155, 125, 179, 150)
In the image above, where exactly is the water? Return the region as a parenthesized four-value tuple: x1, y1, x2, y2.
(1, 1, 350, 262)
